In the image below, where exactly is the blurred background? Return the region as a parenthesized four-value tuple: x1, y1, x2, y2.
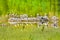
(0, 0, 60, 40)
(0, 0, 60, 16)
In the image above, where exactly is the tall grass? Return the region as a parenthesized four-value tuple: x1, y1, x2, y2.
(0, 0, 59, 16)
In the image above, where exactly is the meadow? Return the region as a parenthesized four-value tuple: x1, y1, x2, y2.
(0, 24, 60, 40)
(0, 0, 60, 40)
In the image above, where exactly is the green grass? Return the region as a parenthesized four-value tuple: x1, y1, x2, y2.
(0, 0, 59, 16)
(0, 0, 60, 40)
(0, 24, 60, 40)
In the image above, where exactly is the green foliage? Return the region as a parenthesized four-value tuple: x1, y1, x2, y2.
(0, 0, 59, 16)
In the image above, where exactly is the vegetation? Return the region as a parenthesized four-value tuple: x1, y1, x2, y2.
(0, 0, 60, 40)
(0, 0, 59, 16)
(0, 24, 60, 40)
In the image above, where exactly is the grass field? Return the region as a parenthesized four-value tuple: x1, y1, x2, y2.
(0, 24, 60, 40)
(0, 0, 60, 40)
(0, 13, 60, 40)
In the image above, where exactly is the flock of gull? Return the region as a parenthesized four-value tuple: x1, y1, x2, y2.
(8, 14, 59, 28)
